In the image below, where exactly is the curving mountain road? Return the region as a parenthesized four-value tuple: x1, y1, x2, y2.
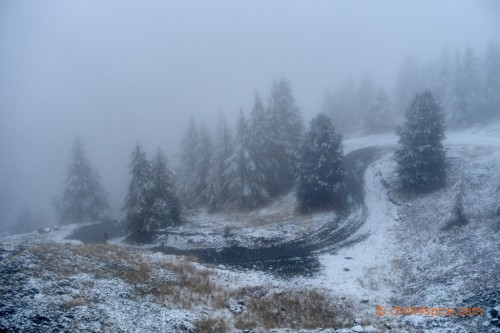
(154, 146, 392, 277)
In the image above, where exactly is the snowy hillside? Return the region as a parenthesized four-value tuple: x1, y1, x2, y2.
(1, 122, 500, 332)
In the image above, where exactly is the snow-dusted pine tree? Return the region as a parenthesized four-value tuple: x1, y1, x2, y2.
(445, 47, 482, 127)
(121, 143, 152, 235)
(122, 145, 182, 239)
(246, 93, 271, 208)
(363, 87, 395, 134)
(206, 113, 233, 211)
(225, 109, 269, 209)
(297, 113, 345, 211)
(395, 90, 446, 191)
(226, 111, 250, 208)
(394, 56, 423, 116)
(266, 77, 303, 197)
(54, 138, 109, 224)
(177, 119, 199, 206)
(195, 123, 213, 203)
(148, 148, 182, 228)
(483, 43, 500, 120)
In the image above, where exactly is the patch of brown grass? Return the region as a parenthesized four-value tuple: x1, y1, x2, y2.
(62, 297, 89, 309)
(246, 289, 346, 330)
(27, 243, 151, 283)
(194, 317, 228, 333)
(149, 259, 218, 309)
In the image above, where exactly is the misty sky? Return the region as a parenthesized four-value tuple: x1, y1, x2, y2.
(1, 0, 499, 222)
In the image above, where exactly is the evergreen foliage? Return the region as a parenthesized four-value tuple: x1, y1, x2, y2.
(363, 88, 395, 134)
(206, 113, 233, 211)
(226, 110, 268, 209)
(148, 148, 182, 228)
(54, 138, 109, 224)
(297, 113, 345, 211)
(395, 91, 446, 191)
(265, 77, 303, 197)
(178, 119, 200, 206)
(178, 119, 213, 207)
(9, 207, 47, 235)
(121, 143, 152, 234)
(121, 144, 181, 237)
(196, 124, 213, 203)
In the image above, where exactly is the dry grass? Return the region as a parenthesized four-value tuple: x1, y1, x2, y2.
(238, 289, 347, 330)
(62, 297, 90, 309)
(27, 243, 151, 283)
(26, 243, 351, 331)
(194, 317, 228, 333)
(147, 259, 218, 308)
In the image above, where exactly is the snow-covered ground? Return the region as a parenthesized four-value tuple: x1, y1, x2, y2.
(2, 121, 500, 332)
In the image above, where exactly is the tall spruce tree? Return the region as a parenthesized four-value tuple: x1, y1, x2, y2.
(297, 113, 345, 211)
(483, 43, 500, 120)
(121, 143, 152, 235)
(226, 111, 251, 208)
(363, 88, 395, 134)
(445, 47, 482, 127)
(148, 148, 182, 228)
(55, 138, 109, 224)
(395, 90, 446, 191)
(246, 94, 271, 208)
(121, 145, 182, 238)
(178, 119, 199, 206)
(196, 123, 213, 204)
(266, 77, 303, 197)
(206, 113, 233, 211)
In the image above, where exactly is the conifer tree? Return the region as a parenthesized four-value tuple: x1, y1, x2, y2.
(55, 138, 109, 224)
(445, 47, 482, 127)
(245, 94, 271, 208)
(206, 113, 233, 211)
(121, 145, 182, 238)
(483, 43, 500, 120)
(395, 91, 446, 191)
(363, 88, 395, 134)
(148, 148, 182, 228)
(226, 111, 251, 208)
(178, 119, 199, 206)
(121, 143, 152, 235)
(297, 113, 345, 211)
(266, 77, 303, 197)
(195, 123, 213, 204)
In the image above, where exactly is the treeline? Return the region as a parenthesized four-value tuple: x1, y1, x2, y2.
(324, 43, 500, 135)
(177, 77, 305, 211)
(50, 78, 345, 239)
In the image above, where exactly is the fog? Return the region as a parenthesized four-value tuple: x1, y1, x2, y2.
(1, 0, 499, 226)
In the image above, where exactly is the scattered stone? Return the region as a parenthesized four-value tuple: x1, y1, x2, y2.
(364, 325, 378, 332)
(351, 324, 364, 332)
(361, 299, 369, 304)
(245, 286, 267, 298)
(492, 305, 500, 327)
(383, 323, 392, 330)
(345, 256, 354, 259)
(491, 305, 500, 318)
(229, 299, 246, 314)
(343, 268, 350, 272)
(218, 264, 226, 270)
